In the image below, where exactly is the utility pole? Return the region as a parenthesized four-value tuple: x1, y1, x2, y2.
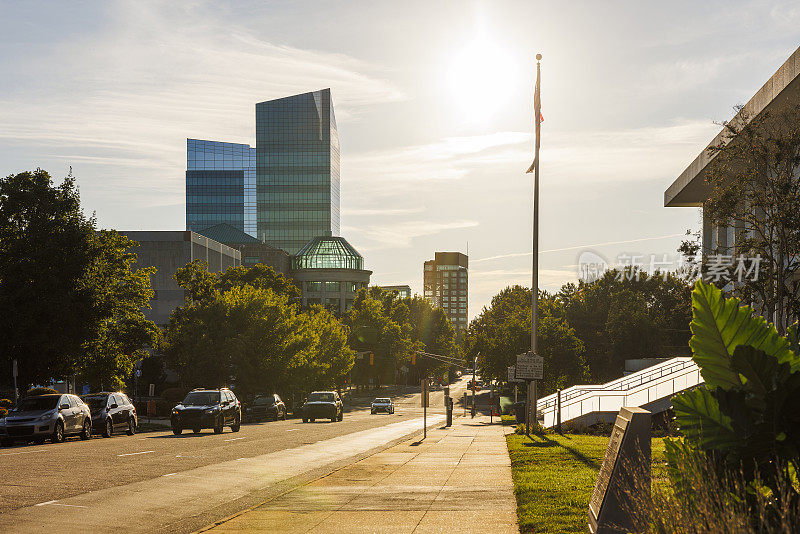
(471, 354, 477, 418)
(12, 359, 18, 404)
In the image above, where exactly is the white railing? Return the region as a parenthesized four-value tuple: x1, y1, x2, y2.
(536, 357, 703, 428)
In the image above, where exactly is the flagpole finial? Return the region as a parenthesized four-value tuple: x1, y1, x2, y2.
(536, 53, 542, 61)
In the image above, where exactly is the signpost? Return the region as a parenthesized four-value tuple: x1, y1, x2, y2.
(420, 378, 429, 439)
(515, 352, 543, 437)
(588, 407, 651, 533)
(12, 359, 18, 403)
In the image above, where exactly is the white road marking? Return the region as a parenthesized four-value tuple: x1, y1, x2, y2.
(224, 437, 244, 442)
(162, 473, 177, 477)
(0, 449, 49, 456)
(286, 429, 298, 432)
(35, 500, 88, 509)
(117, 450, 155, 457)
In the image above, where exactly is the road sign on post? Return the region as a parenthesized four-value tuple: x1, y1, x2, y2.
(508, 366, 524, 383)
(515, 352, 543, 381)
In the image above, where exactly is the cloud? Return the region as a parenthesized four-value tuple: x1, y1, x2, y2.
(0, 2, 404, 198)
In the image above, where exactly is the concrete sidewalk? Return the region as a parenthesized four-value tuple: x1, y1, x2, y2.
(200, 415, 518, 533)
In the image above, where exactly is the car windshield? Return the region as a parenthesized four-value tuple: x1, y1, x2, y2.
(81, 396, 108, 411)
(374, 398, 390, 403)
(308, 392, 334, 402)
(182, 392, 220, 406)
(253, 397, 272, 406)
(14, 396, 59, 412)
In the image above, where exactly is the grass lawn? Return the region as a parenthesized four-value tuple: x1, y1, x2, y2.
(506, 432, 667, 533)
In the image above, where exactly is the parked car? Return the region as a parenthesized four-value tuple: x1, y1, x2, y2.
(81, 392, 137, 437)
(244, 394, 286, 422)
(0, 394, 92, 446)
(170, 388, 241, 435)
(370, 398, 394, 414)
(301, 391, 343, 423)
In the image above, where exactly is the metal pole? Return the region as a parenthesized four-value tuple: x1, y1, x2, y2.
(471, 355, 477, 418)
(12, 359, 18, 404)
(557, 388, 562, 434)
(529, 54, 542, 437)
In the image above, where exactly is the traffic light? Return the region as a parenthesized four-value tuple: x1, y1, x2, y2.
(369, 352, 374, 365)
(411, 353, 416, 365)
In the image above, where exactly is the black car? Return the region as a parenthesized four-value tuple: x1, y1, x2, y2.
(81, 392, 137, 437)
(170, 388, 241, 435)
(301, 391, 343, 423)
(244, 394, 286, 422)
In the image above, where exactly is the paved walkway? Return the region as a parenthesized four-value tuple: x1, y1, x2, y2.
(200, 415, 518, 533)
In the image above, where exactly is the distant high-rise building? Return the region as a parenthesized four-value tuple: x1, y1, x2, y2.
(255, 89, 340, 254)
(185, 139, 256, 237)
(424, 252, 468, 334)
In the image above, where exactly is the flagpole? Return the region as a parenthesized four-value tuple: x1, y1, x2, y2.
(528, 53, 542, 434)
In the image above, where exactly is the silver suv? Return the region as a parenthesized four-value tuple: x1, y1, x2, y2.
(0, 394, 92, 446)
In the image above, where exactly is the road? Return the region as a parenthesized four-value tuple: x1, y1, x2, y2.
(0, 377, 469, 533)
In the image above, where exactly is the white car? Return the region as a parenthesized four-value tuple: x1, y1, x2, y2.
(370, 398, 394, 414)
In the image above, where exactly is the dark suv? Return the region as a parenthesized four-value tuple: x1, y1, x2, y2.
(170, 388, 241, 435)
(244, 394, 286, 422)
(301, 391, 343, 423)
(81, 392, 137, 437)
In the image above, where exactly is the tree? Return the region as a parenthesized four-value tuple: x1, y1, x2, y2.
(174, 261, 299, 303)
(705, 105, 800, 333)
(465, 285, 589, 396)
(79, 230, 160, 390)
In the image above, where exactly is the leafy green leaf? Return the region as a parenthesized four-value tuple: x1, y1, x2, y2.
(730, 345, 778, 397)
(672, 387, 739, 450)
(689, 281, 796, 389)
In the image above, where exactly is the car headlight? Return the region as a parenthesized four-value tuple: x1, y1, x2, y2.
(37, 410, 56, 422)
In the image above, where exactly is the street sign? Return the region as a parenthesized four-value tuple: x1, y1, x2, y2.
(515, 352, 543, 381)
(507, 366, 524, 383)
(149, 383, 155, 397)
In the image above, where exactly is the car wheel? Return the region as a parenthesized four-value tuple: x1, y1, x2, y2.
(213, 416, 224, 434)
(102, 418, 113, 438)
(302, 418, 308, 423)
(231, 413, 241, 433)
(192, 426, 201, 434)
(172, 427, 182, 435)
(1, 438, 13, 447)
(371, 409, 375, 414)
(52, 421, 65, 443)
(126, 417, 136, 436)
(79, 418, 92, 440)
(338, 411, 343, 422)
(330, 414, 336, 423)
(280, 410, 286, 421)
(310, 418, 315, 423)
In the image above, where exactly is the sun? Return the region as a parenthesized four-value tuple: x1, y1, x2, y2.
(447, 36, 517, 123)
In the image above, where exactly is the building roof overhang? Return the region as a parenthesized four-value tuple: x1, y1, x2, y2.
(665, 46, 800, 208)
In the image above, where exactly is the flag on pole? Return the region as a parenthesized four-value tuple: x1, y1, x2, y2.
(526, 57, 542, 174)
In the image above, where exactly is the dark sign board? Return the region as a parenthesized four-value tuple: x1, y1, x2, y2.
(588, 407, 651, 533)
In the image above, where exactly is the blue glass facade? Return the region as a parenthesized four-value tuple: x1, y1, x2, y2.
(256, 89, 340, 254)
(186, 139, 257, 237)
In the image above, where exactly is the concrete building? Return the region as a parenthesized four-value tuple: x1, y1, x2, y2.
(665, 46, 800, 256)
(291, 236, 371, 314)
(376, 285, 412, 299)
(121, 231, 241, 326)
(186, 139, 257, 238)
(196, 223, 291, 275)
(424, 252, 468, 334)
(256, 89, 340, 254)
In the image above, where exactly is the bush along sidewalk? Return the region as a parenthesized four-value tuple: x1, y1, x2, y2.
(636, 281, 800, 532)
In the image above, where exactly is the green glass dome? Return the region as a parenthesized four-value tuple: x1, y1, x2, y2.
(292, 236, 364, 270)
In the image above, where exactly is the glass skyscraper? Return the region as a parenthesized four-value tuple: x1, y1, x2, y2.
(186, 139, 257, 237)
(255, 89, 340, 254)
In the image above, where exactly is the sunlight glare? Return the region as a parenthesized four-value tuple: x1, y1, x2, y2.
(447, 36, 517, 123)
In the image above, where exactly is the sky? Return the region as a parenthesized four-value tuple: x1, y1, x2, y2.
(1, 1, 799, 321)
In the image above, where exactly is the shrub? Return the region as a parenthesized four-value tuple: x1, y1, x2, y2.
(25, 387, 58, 396)
(0, 399, 13, 409)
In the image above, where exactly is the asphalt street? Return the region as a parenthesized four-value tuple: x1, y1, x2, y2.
(0, 377, 469, 533)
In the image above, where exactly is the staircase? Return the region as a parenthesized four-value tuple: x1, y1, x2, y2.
(536, 357, 703, 428)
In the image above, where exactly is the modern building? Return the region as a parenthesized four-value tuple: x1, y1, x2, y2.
(196, 223, 291, 275)
(423, 252, 468, 334)
(665, 46, 800, 256)
(186, 139, 257, 238)
(291, 236, 371, 314)
(376, 285, 412, 299)
(120, 231, 241, 326)
(256, 89, 340, 254)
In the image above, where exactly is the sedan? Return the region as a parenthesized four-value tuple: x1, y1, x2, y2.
(371, 398, 394, 414)
(0, 394, 92, 446)
(244, 394, 286, 422)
